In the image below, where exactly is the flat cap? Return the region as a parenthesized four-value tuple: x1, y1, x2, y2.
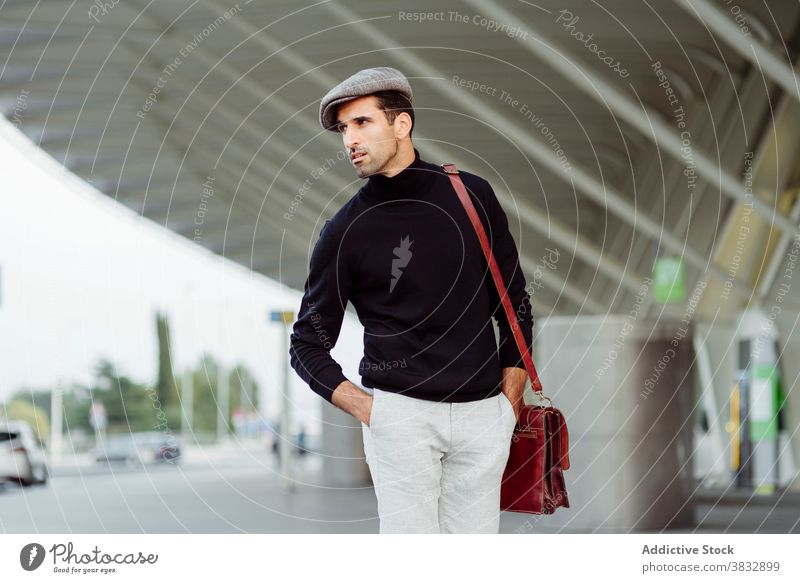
(319, 67, 412, 131)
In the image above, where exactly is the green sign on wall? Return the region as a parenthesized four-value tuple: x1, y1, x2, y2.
(653, 257, 685, 302)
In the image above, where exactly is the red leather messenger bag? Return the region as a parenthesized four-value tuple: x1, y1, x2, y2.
(443, 163, 570, 515)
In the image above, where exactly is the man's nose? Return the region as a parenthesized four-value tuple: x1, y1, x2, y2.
(343, 128, 360, 150)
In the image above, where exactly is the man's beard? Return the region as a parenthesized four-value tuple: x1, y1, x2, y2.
(354, 140, 397, 178)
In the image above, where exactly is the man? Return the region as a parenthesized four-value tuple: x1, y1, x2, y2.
(289, 67, 533, 533)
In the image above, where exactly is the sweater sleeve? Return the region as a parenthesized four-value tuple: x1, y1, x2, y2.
(289, 220, 352, 403)
(480, 181, 534, 371)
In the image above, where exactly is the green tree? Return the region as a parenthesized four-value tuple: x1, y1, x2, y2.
(63, 384, 93, 433)
(7, 384, 94, 438)
(92, 359, 157, 434)
(190, 353, 220, 435)
(227, 363, 260, 436)
(155, 311, 179, 409)
(180, 355, 261, 439)
(228, 363, 258, 417)
(7, 386, 51, 419)
(0, 399, 50, 443)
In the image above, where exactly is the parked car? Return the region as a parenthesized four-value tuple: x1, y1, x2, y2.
(0, 420, 49, 486)
(92, 432, 181, 465)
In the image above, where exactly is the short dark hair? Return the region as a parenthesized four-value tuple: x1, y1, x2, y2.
(372, 90, 415, 138)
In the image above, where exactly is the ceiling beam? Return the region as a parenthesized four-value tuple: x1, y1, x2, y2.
(674, 0, 800, 103)
(194, 0, 605, 309)
(466, 0, 799, 240)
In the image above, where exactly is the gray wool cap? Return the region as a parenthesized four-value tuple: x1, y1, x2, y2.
(319, 67, 412, 131)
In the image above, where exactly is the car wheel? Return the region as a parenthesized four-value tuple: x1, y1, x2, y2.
(34, 466, 48, 485)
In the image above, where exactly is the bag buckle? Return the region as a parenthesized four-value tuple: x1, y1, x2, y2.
(442, 163, 458, 174)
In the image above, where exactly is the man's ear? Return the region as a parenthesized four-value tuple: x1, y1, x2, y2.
(393, 112, 413, 139)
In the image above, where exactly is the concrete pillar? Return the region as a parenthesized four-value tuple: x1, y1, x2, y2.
(320, 402, 371, 488)
(535, 316, 695, 531)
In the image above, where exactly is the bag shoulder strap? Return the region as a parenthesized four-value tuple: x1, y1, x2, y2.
(442, 162, 543, 394)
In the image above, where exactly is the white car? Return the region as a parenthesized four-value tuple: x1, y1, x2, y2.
(0, 420, 49, 486)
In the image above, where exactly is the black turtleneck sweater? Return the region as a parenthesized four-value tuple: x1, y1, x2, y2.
(289, 149, 533, 404)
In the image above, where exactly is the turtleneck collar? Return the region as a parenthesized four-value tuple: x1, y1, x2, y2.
(362, 148, 438, 201)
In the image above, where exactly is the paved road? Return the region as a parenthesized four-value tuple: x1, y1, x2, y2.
(2, 446, 797, 533)
(0, 450, 379, 534)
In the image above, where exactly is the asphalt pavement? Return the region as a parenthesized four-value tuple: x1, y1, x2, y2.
(1, 441, 797, 533)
